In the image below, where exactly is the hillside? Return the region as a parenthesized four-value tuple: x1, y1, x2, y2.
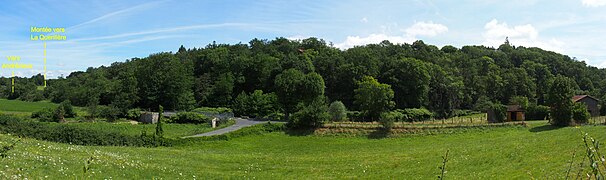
(2, 38, 604, 119)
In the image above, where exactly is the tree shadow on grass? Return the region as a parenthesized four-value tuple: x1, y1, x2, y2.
(529, 124, 564, 132)
(368, 128, 390, 139)
(284, 128, 315, 136)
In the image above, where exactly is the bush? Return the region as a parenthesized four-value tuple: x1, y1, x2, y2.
(32, 108, 56, 122)
(451, 109, 481, 117)
(526, 104, 550, 120)
(379, 111, 398, 130)
(489, 103, 507, 123)
(328, 101, 348, 122)
(398, 108, 433, 122)
(126, 108, 142, 120)
(0, 114, 167, 147)
(192, 107, 232, 114)
(232, 90, 279, 118)
(58, 100, 76, 118)
(171, 112, 210, 124)
(265, 112, 284, 121)
(572, 103, 590, 124)
(97, 105, 120, 122)
(346, 111, 364, 122)
(288, 97, 329, 128)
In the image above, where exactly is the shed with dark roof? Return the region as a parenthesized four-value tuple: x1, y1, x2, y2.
(506, 105, 525, 121)
(572, 95, 600, 117)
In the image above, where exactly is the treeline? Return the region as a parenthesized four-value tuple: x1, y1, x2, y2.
(2, 37, 605, 119)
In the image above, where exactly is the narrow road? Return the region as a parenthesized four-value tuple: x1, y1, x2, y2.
(182, 118, 282, 138)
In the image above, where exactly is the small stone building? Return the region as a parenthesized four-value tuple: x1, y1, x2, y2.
(506, 105, 525, 121)
(139, 112, 159, 124)
(573, 95, 600, 117)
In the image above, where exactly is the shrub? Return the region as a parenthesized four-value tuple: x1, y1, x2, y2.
(32, 108, 56, 122)
(264, 112, 284, 121)
(451, 109, 481, 117)
(171, 112, 210, 124)
(126, 108, 142, 120)
(526, 104, 550, 120)
(156, 105, 164, 137)
(192, 107, 232, 114)
(58, 100, 76, 118)
(572, 103, 590, 124)
(379, 112, 397, 130)
(328, 101, 348, 122)
(97, 105, 120, 122)
(232, 90, 279, 118)
(346, 111, 364, 122)
(0, 114, 167, 147)
(398, 108, 433, 122)
(288, 97, 329, 128)
(489, 103, 507, 123)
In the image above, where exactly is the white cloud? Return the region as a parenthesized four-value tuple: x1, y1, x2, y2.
(334, 34, 415, 49)
(360, 17, 368, 23)
(582, 0, 606, 7)
(335, 21, 448, 49)
(482, 19, 564, 52)
(405, 21, 449, 37)
(286, 35, 311, 41)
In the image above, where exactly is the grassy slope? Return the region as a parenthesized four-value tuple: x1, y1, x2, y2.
(1, 121, 604, 179)
(56, 122, 230, 139)
(0, 99, 86, 117)
(0, 99, 57, 114)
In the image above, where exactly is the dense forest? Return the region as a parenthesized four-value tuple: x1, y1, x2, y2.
(1, 37, 605, 120)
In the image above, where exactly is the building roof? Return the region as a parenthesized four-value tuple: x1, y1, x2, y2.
(507, 105, 523, 112)
(572, 95, 599, 102)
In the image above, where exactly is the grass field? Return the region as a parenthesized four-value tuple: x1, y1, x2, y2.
(0, 99, 58, 114)
(0, 99, 86, 118)
(1, 121, 605, 179)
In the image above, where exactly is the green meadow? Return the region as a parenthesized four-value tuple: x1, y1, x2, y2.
(1, 120, 604, 179)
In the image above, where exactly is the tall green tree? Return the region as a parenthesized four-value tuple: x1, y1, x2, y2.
(547, 75, 575, 126)
(428, 65, 463, 118)
(136, 53, 194, 110)
(381, 58, 430, 108)
(354, 76, 395, 120)
(274, 69, 325, 121)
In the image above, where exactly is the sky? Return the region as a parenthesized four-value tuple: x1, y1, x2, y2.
(0, 0, 605, 78)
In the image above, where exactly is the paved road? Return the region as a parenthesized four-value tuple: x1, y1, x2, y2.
(182, 118, 282, 138)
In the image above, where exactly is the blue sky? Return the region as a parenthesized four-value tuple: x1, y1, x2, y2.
(1, 0, 605, 78)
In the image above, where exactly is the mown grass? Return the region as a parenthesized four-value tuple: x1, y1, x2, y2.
(1, 121, 605, 179)
(0, 99, 86, 117)
(0, 99, 57, 114)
